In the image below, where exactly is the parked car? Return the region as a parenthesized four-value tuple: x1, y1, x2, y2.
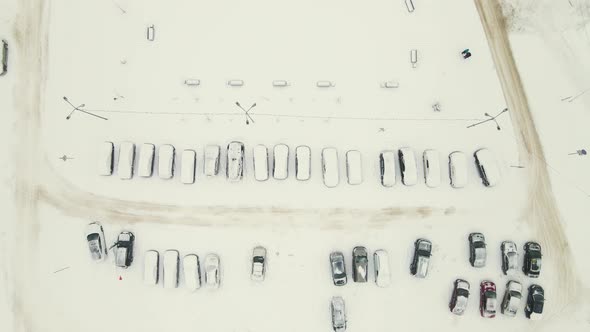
(501, 280, 522, 317)
(97, 141, 114, 176)
(183, 254, 201, 291)
(474, 148, 501, 187)
(410, 238, 432, 278)
(251, 246, 267, 282)
(501, 241, 518, 275)
(330, 296, 346, 332)
(226, 141, 245, 181)
(158, 144, 176, 179)
(449, 151, 468, 188)
(352, 246, 368, 283)
(137, 143, 155, 177)
(295, 145, 311, 181)
(423, 149, 441, 188)
(114, 231, 135, 268)
(379, 150, 396, 187)
(180, 149, 196, 184)
(330, 252, 347, 286)
(117, 141, 136, 180)
(480, 281, 497, 318)
(346, 150, 363, 185)
(253, 145, 269, 181)
(204, 145, 220, 176)
(204, 253, 221, 288)
(143, 250, 160, 286)
(449, 279, 470, 315)
(273, 144, 289, 180)
(1, 39, 8, 76)
(163, 249, 179, 289)
(523, 242, 542, 277)
(525, 284, 545, 320)
(398, 147, 418, 186)
(468, 232, 487, 268)
(322, 147, 340, 188)
(373, 249, 391, 288)
(85, 222, 107, 261)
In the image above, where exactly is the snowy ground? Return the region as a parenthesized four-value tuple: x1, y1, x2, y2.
(1, 0, 589, 331)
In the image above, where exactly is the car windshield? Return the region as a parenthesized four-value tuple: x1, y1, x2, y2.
(474, 242, 485, 249)
(485, 291, 496, 299)
(86, 233, 98, 242)
(253, 257, 264, 264)
(457, 289, 469, 298)
(417, 249, 430, 257)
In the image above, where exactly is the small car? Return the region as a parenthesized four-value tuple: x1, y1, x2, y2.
(398, 147, 418, 186)
(501, 241, 518, 275)
(352, 246, 368, 283)
(449, 151, 468, 188)
(137, 143, 155, 177)
(253, 145, 269, 181)
(346, 150, 363, 185)
(163, 249, 179, 289)
(251, 246, 267, 282)
(204, 145, 220, 176)
(523, 242, 542, 277)
(158, 144, 176, 179)
(295, 145, 311, 181)
(86, 222, 107, 261)
(180, 149, 196, 184)
(183, 254, 201, 291)
(97, 141, 114, 176)
(501, 280, 522, 317)
(1, 39, 8, 76)
(480, 281, 497, 318)
(449, 279, 470, 315)
(117, 141, 136, 180)
(330, 296, 346, 332)
(114, 231, 135, 268)
(273, 144, 289, 180)
(204, 253, 221, 288)
(379, 151, 396, 187)
(143, 250, 160, 286)
(373, 249, 391, 288)
(525, 284, 545, 320)
(322, 148, 340, 188)
(226, 141, 245, 181)
(330, 252, 347, 286)
(468, 232, 487, 268)
(410, 238, 432, 278)
(423, 149, 441, 188)
(474, 148, 501, 187)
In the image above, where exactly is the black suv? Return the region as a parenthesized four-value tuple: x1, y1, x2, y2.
(115, 231, 135, 268)
(523, 242, 542, 277)
(525, 284, 545, 320)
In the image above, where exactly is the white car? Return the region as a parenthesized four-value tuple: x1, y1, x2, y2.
(158, 144, 176, 179)
(97, 141, 114, 176)
(85, 222, 107, 261)
(398, 147, 418, 186)
(423, 149, 441, 188)
(331, 297, 346, 332)
(204, 145, 220, 176)
(163, 250, 179, 289)
(226, 141, 244, 181)
(501, 241, 518, 275)
(253, 145, 269, 181)
(474, 148, 501, 187)
(295, 145, 311, 181)
(379, 151, 396, 187)
(183, 254, 201, 291)
(204, 253, 221, 288)
(373, 249, 391, 288)
(449, 151, 467, 188)
(137, 143, 155, 177)
(143, 250, 160, 286)
(501, 280, 522, 317)
(346, 150, 363, 185)
(273, 144, 289, 180)
(251, 246, 267, 282)
(117, 141, 136, 180)
(322, 148, 339, 188)
(180, 149, 196, 184)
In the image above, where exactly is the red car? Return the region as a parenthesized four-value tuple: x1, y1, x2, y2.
(480, 281, 497, 318)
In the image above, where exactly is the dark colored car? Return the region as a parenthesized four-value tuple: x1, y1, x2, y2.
(330, 252, 347, 286)
(525, 284, 545, 320)
(352, 246, 368, 283)
(410, 239, 432, 278)
(523, 242, 542, 277)
(480, 281, 497, 318)
(115, 231, 135, 268)
(449, 279, 470, 315)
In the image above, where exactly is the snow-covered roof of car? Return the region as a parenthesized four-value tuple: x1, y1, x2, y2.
(475, 148, 501, 186)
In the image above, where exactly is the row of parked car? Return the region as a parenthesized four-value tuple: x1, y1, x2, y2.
(330, 248, 391, 287)
(98, 141, 501, 188)
(449, 279, 545, 319)
(86, 222, 135, 267)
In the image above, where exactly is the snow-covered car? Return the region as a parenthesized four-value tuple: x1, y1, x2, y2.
(449, 279, 470, 315)
(114, 231, 135, 268)
(352, 246, 368, 283)
(501, 280, 522, 317)
(117, 141, 135, 180)
(204, 253, 221, 288)
(163, 249, 179, 289)
(410, 238, 432, 278)
(480, 281, 497, 318)
(523, 241, 542, 278)
(273, 144, 289, 180)
(253, 145, 269, 181)
(158, 144, 175, 179)
(423, 149, 441, 188)
(226, 141, 244, 181)
(474, 148, 501, 187)
(251, 246, 267, 282)
(183, 254, 201, 291)
(1, 39, 7, 76)
(330, 251, 347, 286)
(373, 249, 391, 288)
(501, 241, 518, 275)
(180, 149, 196, 184)
(204, 145, 220, 176)
(379, 150, 396, 187)
(449, 151, 468, 188)
(143, 250, 160, 286)
(86, 222, 107, 261)
(468, 232, 487, 268)
(322, 148, 339, 188)
(295, 145, 311, 181)
(398, 147, 417, 186)
(137, 143, 155, 177)
(346, 150, 363, 185)
(330, 296, 346, 332)
(525, 284, 544, 320)
(97, 141, 114, 176)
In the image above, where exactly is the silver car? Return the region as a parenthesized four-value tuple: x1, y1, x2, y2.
(251, 246, 267, 282)
(330, 252, 347, 286)
(449, 279, 470, 315)
(331, 296, 346, 332)
(501, 280, 522, 317)
(410, 239, 432, 278)
(352, 246, 368, 283)
(204, 253, 221, 288)
(468, 232, 486, 268)
(226, 141, 244, 181)
(501, 241, 518, 275)
(85, 222, 107, 261)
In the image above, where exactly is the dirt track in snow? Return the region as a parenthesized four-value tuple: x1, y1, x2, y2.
(475, 0, 579, 308)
